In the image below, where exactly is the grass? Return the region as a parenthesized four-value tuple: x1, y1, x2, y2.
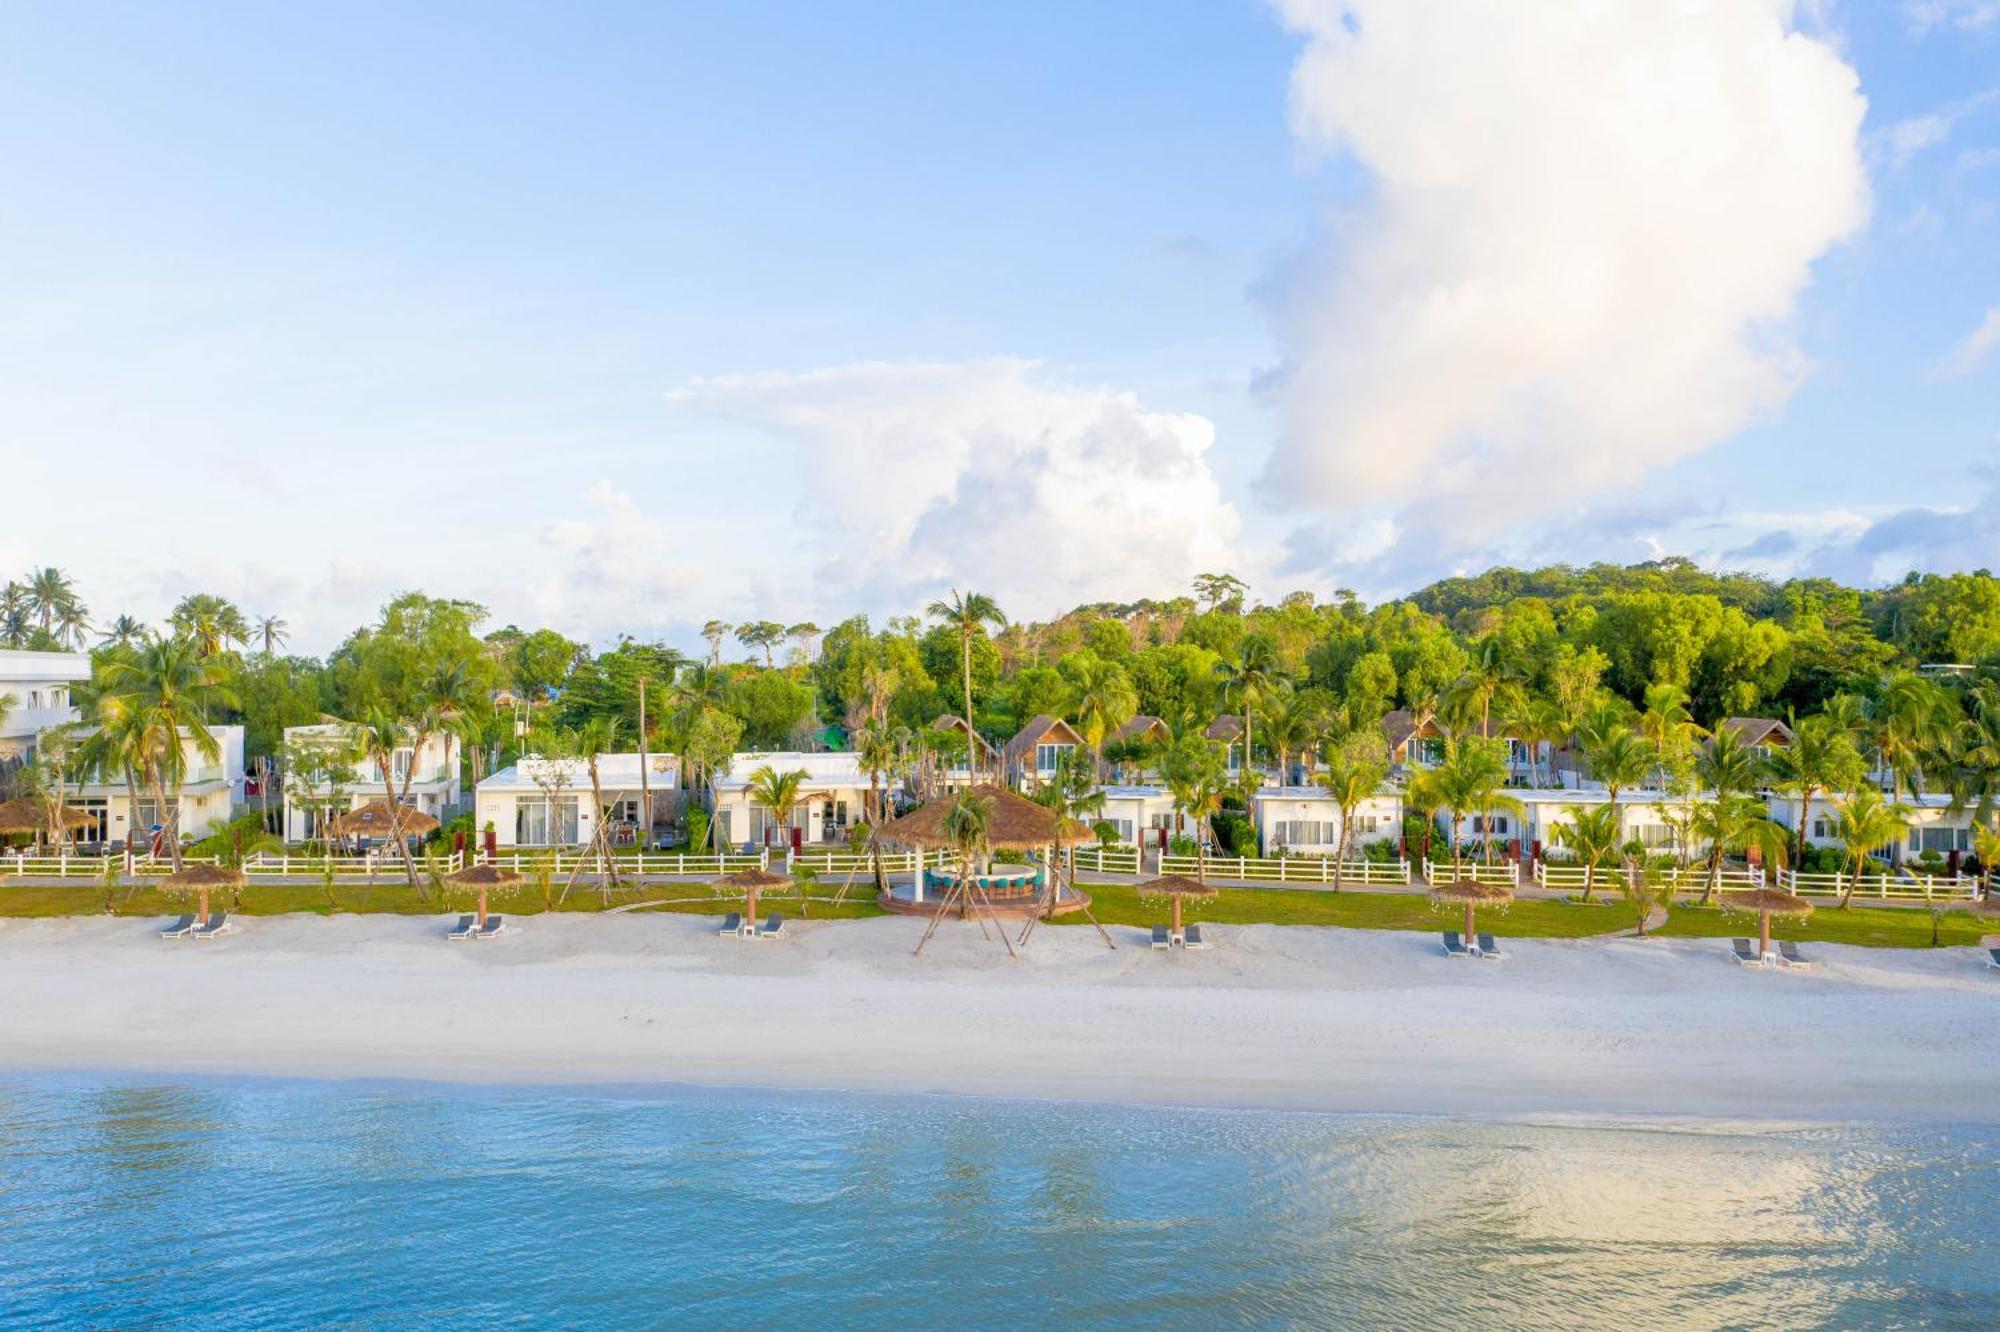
(1051, 881, 1629, 938)
(1652, 901, 1986, 949)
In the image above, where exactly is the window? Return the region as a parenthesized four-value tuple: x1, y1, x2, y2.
(1633, 823, 1675, 849)
(392, 748, 414, 785)
(1472, 815, 1511, 835)
(1353, 814, 1379, 834)
(1278, 820, 1339, 846)
(1035, 742, 1073, 774)
(1109, 819, 1135, 842)
(516, 797, 579, 846)
(1912, 827, 1971, 854)
(1812, 818, 1830, 839)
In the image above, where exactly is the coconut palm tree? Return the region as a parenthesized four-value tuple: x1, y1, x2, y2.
(98, 615, 147, 651)
(1687, 794, 1791, 905)
(926, 590, 1005, 774)
(940, 788, 996, 922)
(1581, 725, 1651, 847)
(0, 581, 29, 647)
(1259, 683, 1325, 787)
(1638, 683, 1707, 783)
(1696, 726, 1760, 799)
(563, 715, 625, 898)
(255, 614, 290, 656)
(1553, 803, 1623, 902)
(746, 764, 810, 853)
(1315, 751, 1388, 890)
(356, 710, 436, 891)
(1215, 635, 1279, 783)
(98, 635, 231, 869)
(25, 566, 81, 639)
(1831, 789, 1914, 909)
(1869, 671, 1950, 805)
(1762, 714, 1866, 868)
(1160, 735, 1229, 880)
(1422, 736, 1519, 874)
(1450, 635, 1523, 737)
(1069, 657, 1138, 776)
(169, 594, 250, 659)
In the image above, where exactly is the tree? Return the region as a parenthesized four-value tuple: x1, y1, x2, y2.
(1696, 726, 1760, 800)
(1581, 725, 1651, 847)
(510, 629, 581, 702)
(1215, 634, 1279, 788)
(1687, 794, 1791, 905)
(1316, 749, 1388, 890)
(926, 590, 1006, 773)
(25, 567, 83, 640)
(1415, 736, 1520, 874)
(99, 635, 232, 869)
(1067, 656, 1138, 775)
(1762, 715, 1866, 867)
(357, 707, 448, 892)
(735, 621, 786, 668)
(1830, 789, 1913, 909)
(1192, 572, 1248, 614)
(558, 716, 626, 899)
(701, 620, 732, 668)
(1553, 803, 1623, 902)
(169, 594, 250, 659)
(1159, 734, 1228, 879)
(1034, 748, 1106, 887)
(255, 615, 289, 656)
(98, 614, 147, 651)
(682, 708, 744, 851)
(786, 622, 822, 664)
(746, 764, 809, 852)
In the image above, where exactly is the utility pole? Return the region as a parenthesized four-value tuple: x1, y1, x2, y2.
(638, 674, 651, 850)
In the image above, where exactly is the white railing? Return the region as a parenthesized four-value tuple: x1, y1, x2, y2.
(1775, 867, 1980, 901)
(782, 850, 919, 875)
(485, 849, 770, 877)
(1532, 861, 1766, 892)
(1, 852, 221, 879)
(1424, 858, 1519, 887)
(240, 850, 465, 878)
(1160, 853, 1412, 886)
(1072, 846, 1141, 876)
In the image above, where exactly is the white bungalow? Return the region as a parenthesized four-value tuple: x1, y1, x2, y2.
(1766, 791, 1979, 868)
(1489, 788, 1689, 858)
(63, 725, 246, 849)
(1255, 785, 1404, 856)
(0, 648, 89, 761)
(475, 753, 680, 848)
(1095, 784, 1179, 849)
(281, 722, 461, 843)
(710, 750, 880, 852)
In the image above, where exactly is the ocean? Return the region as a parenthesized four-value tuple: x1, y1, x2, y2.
(1, 1074, 1995, 1329)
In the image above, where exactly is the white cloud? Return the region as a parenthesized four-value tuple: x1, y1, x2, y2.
(1906, 1, 2000, 33)
(1935, 305, 2000, 379)
(1262, 0, 1870, 582)
(1878, 89, 1998, 169)
(667, 359, 1247, 618)
(531, 481, 704, 640)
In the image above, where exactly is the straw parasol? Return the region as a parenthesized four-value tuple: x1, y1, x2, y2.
(446, 861, 521, 927)
(1429, 879, 1515, 943)
(1137, 874, 1217, 939)
(161, 862, 245, 926)
(331, 798, 440, 840)
(876, 784, 1090, 851)
(1720, 887, 1813, 960)
(0, 797, 95, 841)
(719, 866, 792, 933)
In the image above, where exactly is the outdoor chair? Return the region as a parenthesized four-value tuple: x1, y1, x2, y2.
(758, 913, 785, 938)
(1183, 923, 1208, 949)
(1441, 931, 1471, 958)
(1477, 933, 1502, 960)
(1777, 940, 1812, 970)
(475, 915, 506, 939)
(1151, 925, 1171, 949)
(447, 915, 477, 941)
(1989, 948, 2000, 970)
(719, 912, 742, 936)
(192, 913, 231, 939)
(1731, 938, 1763, 966)
(159, 914, 196, 940)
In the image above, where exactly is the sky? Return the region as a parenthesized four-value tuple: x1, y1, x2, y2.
(0, 0, 1996, 654)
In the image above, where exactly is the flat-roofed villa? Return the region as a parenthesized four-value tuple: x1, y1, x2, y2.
(1254, 784, 1404, 856)
(0, 647, 89, 763)
(474, 752, 680, 848)
(709, 750, 880, 852)
(1767, 789, 1979, 869)
(1004, 714, 1086, 793)
(1095, 784, 1178, 848)
(65, 724, 246, 849)
(280, 722, 462, 842)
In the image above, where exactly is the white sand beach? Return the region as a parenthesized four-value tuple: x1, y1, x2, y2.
(2, 913, 1996, 1122)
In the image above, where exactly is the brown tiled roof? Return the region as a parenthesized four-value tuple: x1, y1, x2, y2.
(1002, 714, 1084, 762)
(929, 714, 998, 757)
(1719, 717, 1792, 747)
(1204, 715, 1243, 742)
(1113, 715, 1170, 743)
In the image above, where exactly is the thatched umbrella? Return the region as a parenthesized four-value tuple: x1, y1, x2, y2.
(330, 798, 440, 843)
(876, 783, 1090, 853)
(446, 861, 521, 927)
(1721, 888, 1813, 960)
(161, 862, 245, 927)
(1137, 874, 1216, 940)
(0, 797, 95, 848)
(719, 866, 792, 933)
(1430, 879, 1514, 943)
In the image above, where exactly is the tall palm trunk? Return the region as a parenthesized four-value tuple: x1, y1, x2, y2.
(149, 763, 182, 870)
(376, 755, 423, 893)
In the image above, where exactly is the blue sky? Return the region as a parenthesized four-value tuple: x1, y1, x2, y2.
(0, 1, 1996, 652)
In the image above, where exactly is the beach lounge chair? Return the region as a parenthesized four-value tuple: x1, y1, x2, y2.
(192, 912, 231, 939)
(447, 915, 477, 941)
(159, 914, 196, 940)
(1477, 933, 1502, 960)
(1731, 938, 1763, 966)
(1777, 940, 1812, 971)
(1989, 948, 2000, 970)
(1151, 924, 1171, 950)
(1183, 923, 1208, 950)
(1442, 931, 1471, 958)
(758, 913, 785, 939)
(719, 912, 742, 936)
(475, 915, 506, 939)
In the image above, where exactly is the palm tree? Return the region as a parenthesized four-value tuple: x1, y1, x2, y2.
(852, 723, 906, 894)
(1696, 726, 1760, 799)
(26, 566, 80, 638)
(1638, 683, 1706, 784)
(565, 715, 625, 898)
(98, 615, 146, 650)
(1316, 751, 1388, 890)
(1582, 725, 1651, 848)
(255, 614, 290, 656)
(1831, 789, 1913, 909)
(1451, 635, 1522, 736)
(1215, 635, 1279, 784)
(1260, 684, 1324, 787)
(1069, 657, 1138, 776)
(53, 600, 91, 649)
(356, 711, 431, 891)
(1869, 671, 1949, 806)
(169, 594, 250, 659)
(938, 789, 999, 932)
(1762, 715, 1865, 867)
(926, 590, 1005, 775)
(1554, 803, 1624, 902)
(99, 635, 231, 869)
(746, 764, 810, 853)
(1160, 736, 1229, 879)
(1687, 794, 1791, 905)
(1420, 736, 1519, 875)
(0, 581, 29, 648)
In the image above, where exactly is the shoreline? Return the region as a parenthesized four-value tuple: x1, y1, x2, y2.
(2, 912, 1997, 1124)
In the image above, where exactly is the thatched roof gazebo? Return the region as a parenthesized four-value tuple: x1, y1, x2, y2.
(875, 783, 1090, 851)
(1429, 879, 1514, 944)
(446, 861, 521, 927)
(1721, 888, 1813, 961)
(0, 797, 95, 845)
(719, 865, 795, 933)
(1137, 874, 1216, 941)
(331, 799, 440, 841)
(162, 862, 245, 926)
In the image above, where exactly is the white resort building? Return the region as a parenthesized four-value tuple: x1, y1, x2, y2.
(1096, 784, 1179, 849)
(709, 750, 880, 852)
(280, 722, 462, 843)
(1254, 785, 1405, 856)
(0, 648, 90, 762)
(63, 725, 247, 849)
(474, 753, 680, 848)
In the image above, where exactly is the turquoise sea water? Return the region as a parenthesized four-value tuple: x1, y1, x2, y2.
(1, 1075, 1997, 1329)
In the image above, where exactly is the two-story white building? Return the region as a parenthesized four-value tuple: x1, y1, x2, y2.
(0, 648, 90, 762)
(474, 753, 680, 848)
(63, 725, 246, 849)
(281, 722, 461, 843)
(710, 750, 881, 852)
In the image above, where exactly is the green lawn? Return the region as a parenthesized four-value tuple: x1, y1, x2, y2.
(1052, 881, 1632, 938)
(1652, 901, 1986, 949)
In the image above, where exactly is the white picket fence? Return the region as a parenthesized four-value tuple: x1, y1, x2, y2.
(1072, 846, 1142, 876)
(484, 850, 770, 877)
(1775, 866, 1981, 901)
(0, 852, 224, 879)
(782, 850, 919, 876)
(1161, 853, 1412, 886)
(1423, 858, 1519, 887)
(1532, 861, 1766, 892)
